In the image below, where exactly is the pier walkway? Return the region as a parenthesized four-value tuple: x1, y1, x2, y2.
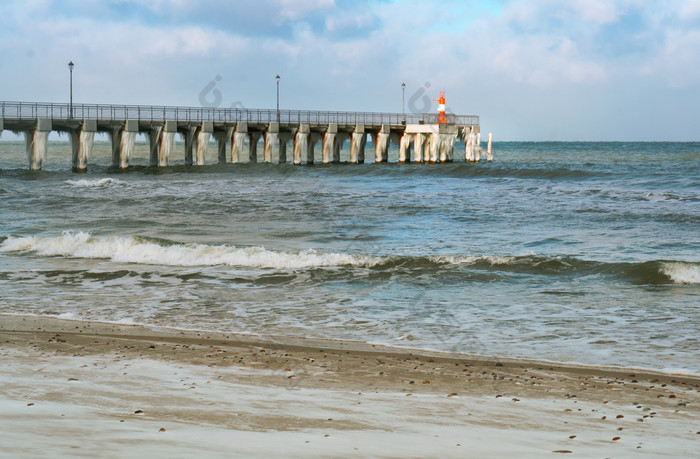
(0, 101, 490, 171)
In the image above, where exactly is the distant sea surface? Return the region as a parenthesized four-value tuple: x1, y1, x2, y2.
(1, 140, 698, 373)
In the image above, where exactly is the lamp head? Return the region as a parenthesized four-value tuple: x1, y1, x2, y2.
(275, 74, 280, 81)
(68, 61, 74, 70)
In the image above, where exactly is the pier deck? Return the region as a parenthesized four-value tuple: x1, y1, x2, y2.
(1, 101, 489, 171)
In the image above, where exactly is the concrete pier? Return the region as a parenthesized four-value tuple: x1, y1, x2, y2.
(1, 102, 486, 170)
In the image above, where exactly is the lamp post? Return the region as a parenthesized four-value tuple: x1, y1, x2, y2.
(275, 74, 280, 122)
(68, 61, 74, 119)
(401, 82, 406, 124)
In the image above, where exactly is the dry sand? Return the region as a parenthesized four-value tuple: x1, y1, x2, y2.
(1, 314, 698, 458)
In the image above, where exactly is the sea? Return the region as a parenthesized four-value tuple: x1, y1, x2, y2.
(1, 139, 698, 374)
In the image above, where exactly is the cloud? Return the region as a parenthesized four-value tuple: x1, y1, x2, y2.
(0, 0, 698, 139)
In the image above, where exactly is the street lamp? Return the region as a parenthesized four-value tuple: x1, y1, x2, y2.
(68, 61, 74, 119)
(401, 82, 406, 124)
(275, 74, 280, 122)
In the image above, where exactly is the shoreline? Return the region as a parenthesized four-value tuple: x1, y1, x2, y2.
(2, 313, 699, 457)
(3, 312, 699, 379)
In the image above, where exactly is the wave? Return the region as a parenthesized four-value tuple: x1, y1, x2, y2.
(65, 178, 128, 188)
(0, 232, 380, 269)
(1, 232, 697, 284)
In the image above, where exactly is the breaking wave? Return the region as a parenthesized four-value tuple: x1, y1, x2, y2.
(1, 232, 697, 284)
(65, 178, 128, 188)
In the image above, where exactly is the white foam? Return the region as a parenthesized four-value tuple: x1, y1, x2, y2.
(0, 232, 381, 270)
(661, 262, 700, 284)
(65, 178, 127, 188)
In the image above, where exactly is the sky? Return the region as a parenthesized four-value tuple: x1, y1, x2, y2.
(1, 0, 699, 141)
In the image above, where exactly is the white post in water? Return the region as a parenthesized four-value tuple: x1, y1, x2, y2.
(487, 132, 493, 162)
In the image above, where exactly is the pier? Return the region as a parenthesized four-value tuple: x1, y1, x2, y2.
(0, 102, 491, 171)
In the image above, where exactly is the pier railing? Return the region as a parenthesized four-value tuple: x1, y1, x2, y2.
(0, 101, 479, 126)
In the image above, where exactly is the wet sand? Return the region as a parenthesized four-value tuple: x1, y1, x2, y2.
(1, 314, 698, 458)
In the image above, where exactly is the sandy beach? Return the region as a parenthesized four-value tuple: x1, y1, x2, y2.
(1, 314, 698, 458)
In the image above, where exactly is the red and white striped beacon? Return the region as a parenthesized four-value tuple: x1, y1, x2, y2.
(434, 91, 446, 123)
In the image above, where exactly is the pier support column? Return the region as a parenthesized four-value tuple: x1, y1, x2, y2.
(414, 133, 428, 163)
(308, 133, 320, 164)
(215, 127, 234, 164)
(156, 121, 176, 167)
(248, 131, 261, 163)
(322, 124, 338, 164)
(399, 133, 414, 163)
(111, 120, 137, 171)
(264, 123, 280, 163)
(25, 118, 51, 170)
(373, 125, 390, 163)
(70, 119, 96, 173)
(334, 133, 347, 163)
(278, 132, 291, 164)
(475, 132, 482, 162)
(183, 126, 198, 165)
(148, 126, 163, 167)
(350, 125, 366, 164)
(195, 122, 213, 166)
(293, 124, 310, 165)
(231, 122, 248, 163)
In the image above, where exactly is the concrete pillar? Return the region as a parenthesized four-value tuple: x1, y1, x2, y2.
(487, 132, 493, 162)
(215, 127, 234, 164)
(334, 133, 347, 163)
(399, 133, 414, 163)
(264, 123, 280, 163)
(248, 131, 261, 163)
(464, 127, 475, 162)
(231, 122, 248, 163)
(25, 118, 51, 170)
(156, 120, 176, 167)
(373, 125, 390, 163)
(148, 126, 163, 167)
(183, 126, 198, 165)
(414, 132, 427, 163)
(71, 119, 96, 172)
(293, 124, 310, 165)
(111, 120, 137, 171)
(195, 121, 213, 166)
(322, 124, 337, 164)
(278, 132, 291, 164)
(307, 133, 320, 164)
(475, 132, 482, 162)
(350, 125, 366, 164)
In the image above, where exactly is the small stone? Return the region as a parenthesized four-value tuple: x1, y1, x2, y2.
(134, 409, 144, 414)
(612, 436, 621, 441)
(159, 428, 166, 432)
(552, 450, 573, 454)
(616, 415, 624, 419)
(569, 435, 576, 439)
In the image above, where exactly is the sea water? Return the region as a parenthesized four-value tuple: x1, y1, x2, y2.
(1, 140, 698, 373)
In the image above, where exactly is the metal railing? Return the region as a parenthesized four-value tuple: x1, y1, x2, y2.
(0, 101, 479, 126)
